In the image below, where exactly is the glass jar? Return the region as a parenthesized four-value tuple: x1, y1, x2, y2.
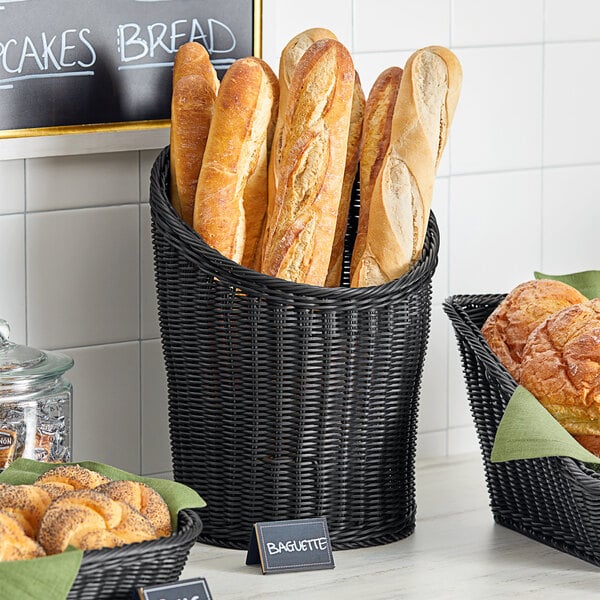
(0, 319, 73, 470)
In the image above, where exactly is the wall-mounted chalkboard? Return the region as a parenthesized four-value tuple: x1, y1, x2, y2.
(0, 0, 259, 138)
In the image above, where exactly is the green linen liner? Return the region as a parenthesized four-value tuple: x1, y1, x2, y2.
(0, 458, 206, 600)
(491, 269, 600, 464)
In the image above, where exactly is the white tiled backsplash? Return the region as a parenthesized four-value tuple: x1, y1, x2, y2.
(1, 0, 600, 475)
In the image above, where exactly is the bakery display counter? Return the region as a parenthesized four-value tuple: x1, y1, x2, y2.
(181, 453, 600, 599)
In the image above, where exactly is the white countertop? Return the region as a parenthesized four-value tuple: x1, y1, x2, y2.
(181, 453, 600, 599)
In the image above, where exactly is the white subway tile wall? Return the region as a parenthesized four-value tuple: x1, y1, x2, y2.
(0, 159, 24, 214)
(0, 0, 598, 473)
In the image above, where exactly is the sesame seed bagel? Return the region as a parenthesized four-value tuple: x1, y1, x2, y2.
(34, 464, 111, 500)
(0, 484, 52, 538)
(38, 488, 157, 555)
(0, 510, 46, 561)
(95, 480, 172, 537)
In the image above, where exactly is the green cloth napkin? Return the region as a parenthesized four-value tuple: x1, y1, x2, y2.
(0, 458, 206, 600)
(534, 269, 600, 300)
(491, 269, 600, 464)
(491, 385, 600, 464)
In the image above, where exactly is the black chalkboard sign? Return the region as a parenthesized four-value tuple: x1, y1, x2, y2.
(246, 517, 335, 575)
(0, 0, 259, 138)
(136, 577, 213, 600)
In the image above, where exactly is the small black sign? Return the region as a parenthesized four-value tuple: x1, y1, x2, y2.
(136, 577, 212, 600)
(246, 517, 335, 574)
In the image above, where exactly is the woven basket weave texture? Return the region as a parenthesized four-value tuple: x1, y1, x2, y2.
(150, 147, 439, 549)
(67, 509, 202, 599)
(444, 294, 600, 567)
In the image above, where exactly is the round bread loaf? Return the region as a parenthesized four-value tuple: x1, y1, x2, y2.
(482, 279, 587, 382)
(38, 489, 157, 555)
(95, 480, 172, 537)
(34, 464, 111, 499)
(0, 510, 46, 561)
(0, 484, 52, 538)
(520, 298, 600, 455)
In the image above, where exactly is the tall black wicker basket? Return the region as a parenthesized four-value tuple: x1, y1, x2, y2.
(444, 294, 600, 567)
(149, 147, 439, 550)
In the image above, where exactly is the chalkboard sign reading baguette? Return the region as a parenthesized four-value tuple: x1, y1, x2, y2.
(136, 577, 213, 600)
(0, 0, 260, 138)
(246, 517, 335, 574)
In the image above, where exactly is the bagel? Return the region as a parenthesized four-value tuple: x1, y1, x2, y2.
(38, 489, 157, 555)
(95, 480, 172, 537)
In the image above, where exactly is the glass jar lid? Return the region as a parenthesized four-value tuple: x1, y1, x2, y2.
(0, 319, 74, 383)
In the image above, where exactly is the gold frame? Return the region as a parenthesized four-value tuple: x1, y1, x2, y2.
(0, 0, 262, 140)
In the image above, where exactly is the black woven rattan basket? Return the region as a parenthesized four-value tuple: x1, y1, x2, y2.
(444, 294, 600, 567)
(150, 147, 439, 550)
(65, 509, 202, 599)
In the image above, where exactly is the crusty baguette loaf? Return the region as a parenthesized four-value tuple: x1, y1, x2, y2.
(325, 71, 365, 287)
(351, 47, 462, 287)
(349, 66, 403, 282)
(241, 65, 279, 270)
(169, 42, 219, 226)
(193, 57, 278, 263)
(261, 38, 355, 285)
(263, 28, 337, 267)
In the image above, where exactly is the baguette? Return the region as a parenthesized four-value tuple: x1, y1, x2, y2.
(350, 67, 403, 282)
(325, 71, 365, 287)
(261, 39, 354, 285)
(241, 65, 279, 270)
(169, 42, 219, 226)
(193, 57, 278, 263)
(263, 28, 337, 267)
(351, 47, 461, 287)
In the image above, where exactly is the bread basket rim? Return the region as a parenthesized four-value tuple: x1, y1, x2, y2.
(77, 508, 201, 567)
(443, 292, 600, 487)
(150, 146, 439, 303)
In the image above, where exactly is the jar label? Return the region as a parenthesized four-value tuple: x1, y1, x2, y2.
(35, 431, 55, 463)
(0, 428, 17, 469)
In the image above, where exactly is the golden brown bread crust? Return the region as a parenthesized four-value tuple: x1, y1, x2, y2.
(0, 484, 52, 538)
(0, 510, 46, 561)
(351, 47, 462, 287)
(34, 464, 111, 499)
(325, 71, 365, 287)
(110, 501, 157, 545)
(482, 279, 587, 382)
(350, 66, 403, 285)
(193, 57, 278, 263)
(260, 38, 355, 285)
(95, 480, 172, 538)
(241, 63, 280, 271)
(265, 28, 338, 262)
(573, 434, 600, 457)
(520, 298, 600, 438)
(38, 489, 157, 555)
(170, 73, 218, 227)
(169, 42, 219, 223)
